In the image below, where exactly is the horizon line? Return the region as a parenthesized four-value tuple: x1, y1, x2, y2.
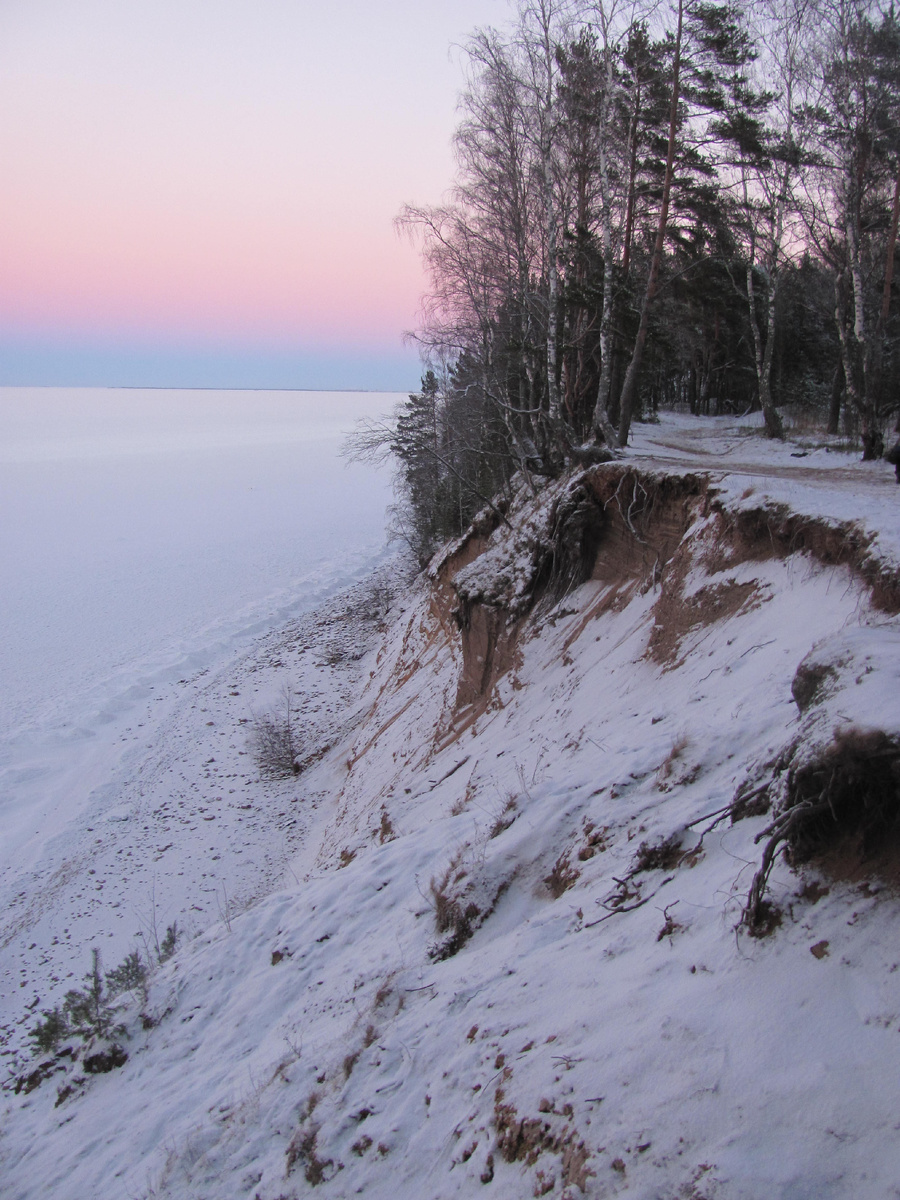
(0, 383, 418, 394)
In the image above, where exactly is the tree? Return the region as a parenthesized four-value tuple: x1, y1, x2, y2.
(616, 0, 688, 445)
(63, 948, 118, 1041)
(804, 0, 900, 455)
(391, 370, 446, 559)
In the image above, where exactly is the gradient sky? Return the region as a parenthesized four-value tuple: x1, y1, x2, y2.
(0, 0, 512, 389)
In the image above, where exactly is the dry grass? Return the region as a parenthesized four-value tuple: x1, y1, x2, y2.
(544, 852, 580, 898)
(633, 834, 684, 874)
(490, 796, 519, 838)
(577, 820, 609, 860)
(427, 846, 480, 960)
(657, 734, 689, 783)
(377, 806, 395, 843)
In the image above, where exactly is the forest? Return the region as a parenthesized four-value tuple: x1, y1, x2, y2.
(349, 0, 900, 563)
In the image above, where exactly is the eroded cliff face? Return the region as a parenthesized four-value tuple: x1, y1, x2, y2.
(436, 462, 900, 717)
(438, 468, 708, 711)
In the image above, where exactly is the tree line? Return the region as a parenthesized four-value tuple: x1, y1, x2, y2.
(352, 0, 900, 563)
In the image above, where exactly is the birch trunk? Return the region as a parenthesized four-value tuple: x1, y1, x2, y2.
(591, 59, 620, 448)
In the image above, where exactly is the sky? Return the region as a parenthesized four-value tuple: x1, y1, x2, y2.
(0, 0, 513, 390)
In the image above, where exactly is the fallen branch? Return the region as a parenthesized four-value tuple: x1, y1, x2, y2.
(584, 895, 651, 927)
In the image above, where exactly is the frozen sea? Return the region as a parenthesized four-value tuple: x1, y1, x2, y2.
(0, 387, 396, 877)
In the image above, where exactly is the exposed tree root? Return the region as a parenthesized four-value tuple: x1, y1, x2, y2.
(741, 728, 900, 932)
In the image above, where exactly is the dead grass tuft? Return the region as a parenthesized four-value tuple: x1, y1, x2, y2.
(544, 852, 580, 898)
(377, 806, 395, 843)
(493, 1091, 594, 1189)
(249, 685, 303, 777)
(657, 734, 689, 785)
(342, 1051, 360, 1079)
(285, 1121, 334, 1185)
(577, 820, 609, 860)
(427, 849, 480, 960)
(490, 795, 519, 838)
(633, 834, 684, 873)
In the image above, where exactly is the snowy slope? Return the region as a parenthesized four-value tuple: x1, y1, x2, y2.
(3, 414, 900, 1200)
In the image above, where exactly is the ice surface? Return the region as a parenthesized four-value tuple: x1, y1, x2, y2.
(0, 386, 394, 924)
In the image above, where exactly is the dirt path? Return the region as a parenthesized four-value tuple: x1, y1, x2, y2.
(628, 413, 899, 493)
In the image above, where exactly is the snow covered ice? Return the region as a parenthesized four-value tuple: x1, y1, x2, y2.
(3, 407, 900, 1199)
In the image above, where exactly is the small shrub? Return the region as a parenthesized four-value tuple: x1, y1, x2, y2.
(285, 1125, 334, 1185)
(426, 841, 513, 961)
(249, 685, 302, 777)
(29, 1007, 69, 1054)
(14, 1061, 57, 1095)
(742, 728, 900, 929)
(29, 944, 158, 1057)
(84, 1044, 128, 1073)
(105, 949, 149, 1002)
(427, 859, 481, 961)
(429, 908, 480, 961)
(64, 949, 121, 1042)
(158, 922, 179, 963)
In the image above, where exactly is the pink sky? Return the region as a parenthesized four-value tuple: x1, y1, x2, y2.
(0, 0, 511, 387)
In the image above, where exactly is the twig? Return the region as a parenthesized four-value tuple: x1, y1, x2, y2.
(684, 802, 733, 829)
(217, 884, 233, 934)
(739, 639, 776, 659)
(584, 895, 651, 927)
(427, 756, 471, 791)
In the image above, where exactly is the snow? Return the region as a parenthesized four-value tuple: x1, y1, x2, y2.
(3, 409, 900, 1199)
(0, 387, 395, 1045)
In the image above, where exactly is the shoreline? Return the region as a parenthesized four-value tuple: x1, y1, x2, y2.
(0, 554, 408, 1064)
